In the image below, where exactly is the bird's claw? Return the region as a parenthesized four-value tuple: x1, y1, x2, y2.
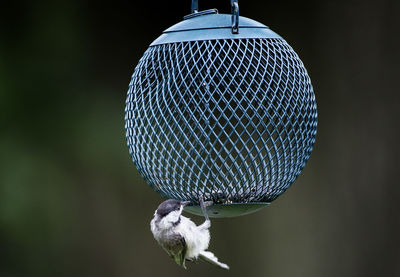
(203, 200, 213, 207)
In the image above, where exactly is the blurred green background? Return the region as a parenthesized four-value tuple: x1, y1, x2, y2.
(1, 0, 399, 276)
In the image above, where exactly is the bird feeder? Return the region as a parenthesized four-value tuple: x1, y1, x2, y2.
(125, 0, 317, 217)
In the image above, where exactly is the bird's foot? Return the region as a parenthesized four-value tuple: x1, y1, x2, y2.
(203, 200, 213, 207)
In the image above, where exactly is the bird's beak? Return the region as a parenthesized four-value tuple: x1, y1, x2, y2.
(181, 201, 191, 207)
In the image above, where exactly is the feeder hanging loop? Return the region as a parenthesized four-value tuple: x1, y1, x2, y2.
(231, 0, 239, 34)
(190, 0, 239, 34)
(191, 0, 198, 13)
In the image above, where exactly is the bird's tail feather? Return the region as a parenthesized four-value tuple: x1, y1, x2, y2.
(198, 251, 229, 270)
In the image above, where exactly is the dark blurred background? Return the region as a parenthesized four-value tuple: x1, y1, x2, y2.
(1, 0, 399, 276)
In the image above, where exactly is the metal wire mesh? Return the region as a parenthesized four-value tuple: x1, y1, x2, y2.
(125, 38, 317, 204)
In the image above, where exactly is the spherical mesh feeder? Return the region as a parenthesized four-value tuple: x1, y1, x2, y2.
(125, 3, 317, 217)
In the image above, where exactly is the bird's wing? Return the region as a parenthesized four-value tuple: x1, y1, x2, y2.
(198, 250, 229, 270)
(161, 233, 187, 269)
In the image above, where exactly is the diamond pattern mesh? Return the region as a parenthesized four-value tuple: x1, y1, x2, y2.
(125, 38, 317, 204)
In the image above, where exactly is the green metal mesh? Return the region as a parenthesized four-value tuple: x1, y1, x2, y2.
(125, 38, 317, 205)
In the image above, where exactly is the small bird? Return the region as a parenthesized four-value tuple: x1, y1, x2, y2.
(150, 199, 229, 270)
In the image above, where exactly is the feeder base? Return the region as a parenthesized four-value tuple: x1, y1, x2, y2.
(184, 202, 270, 218)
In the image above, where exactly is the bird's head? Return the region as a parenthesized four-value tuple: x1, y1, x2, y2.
(153, 199, 190, 229)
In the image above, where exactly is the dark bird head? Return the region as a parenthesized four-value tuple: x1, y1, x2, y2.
(156, 199, 190, 218)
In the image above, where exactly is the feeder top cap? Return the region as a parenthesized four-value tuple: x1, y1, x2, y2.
(150, 11, 282, 46)
(167, 10, 267, 32)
